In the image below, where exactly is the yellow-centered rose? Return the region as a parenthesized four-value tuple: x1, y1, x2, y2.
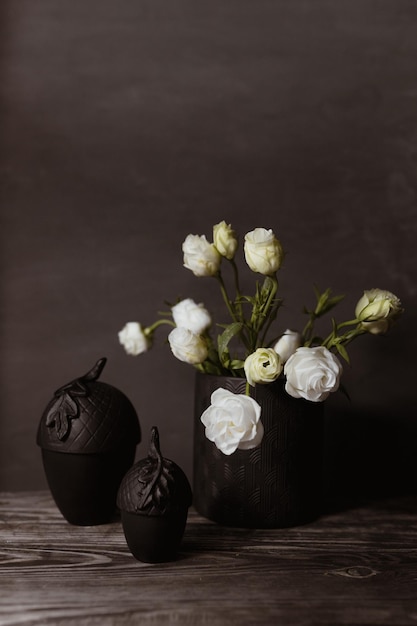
(244, 348, 283, 386)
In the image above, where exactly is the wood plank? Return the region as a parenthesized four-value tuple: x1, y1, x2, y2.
(1, 492, 417, 625)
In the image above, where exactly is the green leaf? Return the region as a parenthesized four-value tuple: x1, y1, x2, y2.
(314, 287, 330, 314)
(320, 294, 345, 316)
(335, 343, 350, 363)
(229, 359, 245, 370)
(312, 286, 345, 318)
(200, 361, 224, 376)
(217, 322, 243, 365)
(313, 284, 322, 302)
(327, 294, 345, 308)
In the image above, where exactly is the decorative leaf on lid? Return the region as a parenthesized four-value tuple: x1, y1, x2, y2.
(45, 358, 107, 441)
(117, 426, 192, 517)
(135, 427, 175, 514)
(45, 393, 78, 440)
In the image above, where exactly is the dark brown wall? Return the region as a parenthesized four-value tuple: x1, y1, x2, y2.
(1, 0, 416, 500)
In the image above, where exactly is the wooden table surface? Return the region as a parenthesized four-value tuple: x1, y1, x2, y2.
(1, 491, 417, 625)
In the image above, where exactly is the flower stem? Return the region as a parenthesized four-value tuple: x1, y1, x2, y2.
(259, 300, 280, 347)
(253, 276, 278, 333)
(216, 272, 238, 323)
(322, 320, 364, 349)
(230, 258, 244, 319)
(215, 270, 253, 353)
(147, 319, 176, 334)
(334, 318, 360, 329)
(302, 314, 317, 346)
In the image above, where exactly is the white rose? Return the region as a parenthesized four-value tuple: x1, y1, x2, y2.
(355, 288, 403, 335)
(244, 227, 284, 275)
(118, 322, 149, 356)
(201, 388, 264, 455)
(284, 346, 342, 402)
(244, 348, 282, 387)
(273, 329, 302, 363)
(213, 221, 238, 260)
(171, 298, 211, 335)
(168, 327, 208, 364)
(182, 234, 221, 277)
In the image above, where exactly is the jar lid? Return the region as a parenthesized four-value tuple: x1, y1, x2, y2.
(36, 358, 141, 454)
(117, 427, 192, 516)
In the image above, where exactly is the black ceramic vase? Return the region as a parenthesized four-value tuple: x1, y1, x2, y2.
(117, 426, 192, 563)
(193, 373, 324, 529)
(37, 358, 141, 525)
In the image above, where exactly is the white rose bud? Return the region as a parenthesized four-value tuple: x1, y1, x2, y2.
(172, 298, 212, 335)
(118, 322, 149, 356)
(244, 227, 284, 275)
(355, 288, 403, 335)
(201, 388, 264, 455)
(284, 346, 342, 402)
(273, 329, 302, 363)
(168, 327, 208, 364)
(244, 347, 283, 387)
(213, 221, 238, 260)
(182, 234, 221, 277)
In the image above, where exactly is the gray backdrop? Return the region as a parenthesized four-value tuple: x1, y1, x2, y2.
(1, 0, 416, 502)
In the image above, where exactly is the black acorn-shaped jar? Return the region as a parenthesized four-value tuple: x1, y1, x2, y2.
(37, 358, 141, 525)
(117, 426, 192, 563)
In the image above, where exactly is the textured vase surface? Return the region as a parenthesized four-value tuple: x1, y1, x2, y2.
(193, 373, 324, 528)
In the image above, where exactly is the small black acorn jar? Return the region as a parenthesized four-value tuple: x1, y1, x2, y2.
(37, 358, 141, 525)
(117, 426, 192, 563)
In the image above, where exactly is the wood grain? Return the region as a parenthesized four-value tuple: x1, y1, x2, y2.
(1, 492, 417, 625)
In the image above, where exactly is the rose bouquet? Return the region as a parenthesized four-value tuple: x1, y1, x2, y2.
(119, 221, 403, 456)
